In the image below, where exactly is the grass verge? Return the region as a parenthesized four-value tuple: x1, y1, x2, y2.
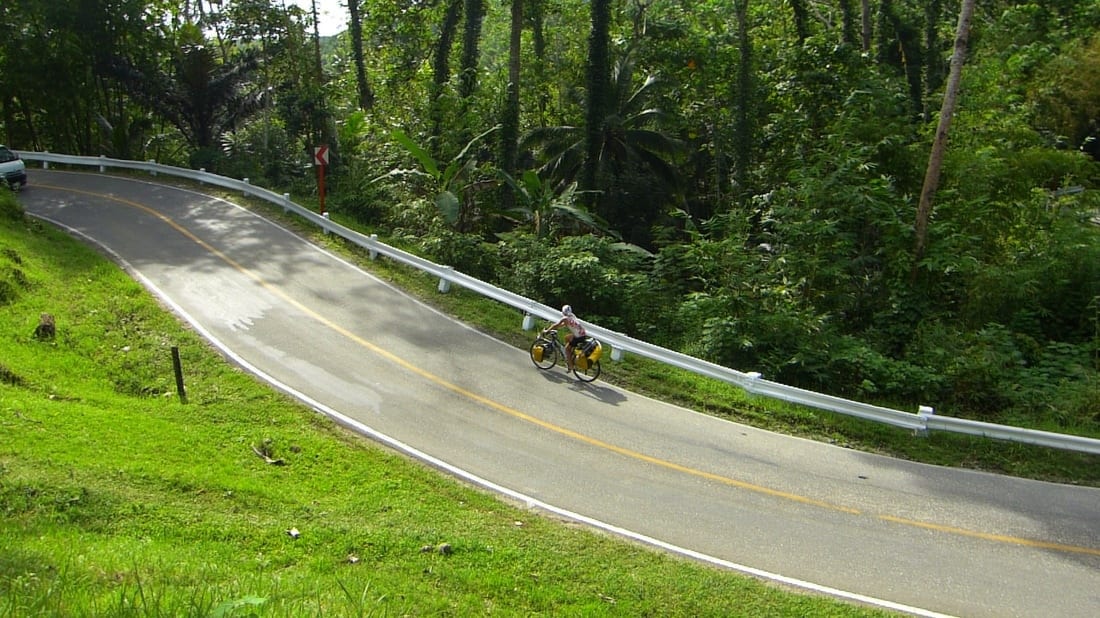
(0, 183, 897, 614)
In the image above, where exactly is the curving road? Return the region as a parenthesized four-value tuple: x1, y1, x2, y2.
(21, 170, 1100, 618)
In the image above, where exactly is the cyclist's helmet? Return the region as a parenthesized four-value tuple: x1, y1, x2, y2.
(562, 304, 573, 317)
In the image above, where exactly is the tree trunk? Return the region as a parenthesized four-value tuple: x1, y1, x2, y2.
(499, 0, 523, 212)
(913, 0, 976, 265)
(735, 0, 753, 212)
(861, 0, 872, 52)
(457, 0, 486, 150)
(790, 0, 809, 43)
(310, 0, 323, 82)
(924, 0, 946, 119)
(348, 0, 374, 111)
(458, 0, 485, 102)
(530, 0, 549, 126)
(430, 0, 464, 153)
(839, 0, 858, 47)
(583, 0, 611, 196)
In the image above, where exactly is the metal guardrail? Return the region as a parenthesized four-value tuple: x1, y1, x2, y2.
(19, 151, 1100, 456)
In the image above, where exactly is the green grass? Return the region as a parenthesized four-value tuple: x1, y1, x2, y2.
(0, 186, 899, 614)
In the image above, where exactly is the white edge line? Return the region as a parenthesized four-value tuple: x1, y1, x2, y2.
(28, 211, 955, 618)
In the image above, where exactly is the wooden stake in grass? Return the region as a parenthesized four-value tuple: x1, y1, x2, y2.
(171, 346, 187, 404)
(34, 312, 55, 340)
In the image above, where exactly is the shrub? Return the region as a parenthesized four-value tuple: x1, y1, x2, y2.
(497, 233, 653, 329)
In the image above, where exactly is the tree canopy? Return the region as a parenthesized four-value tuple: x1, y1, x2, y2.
(2, 0, 1098, 430)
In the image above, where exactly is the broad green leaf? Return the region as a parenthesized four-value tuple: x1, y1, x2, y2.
(391, 129, 440, 178)
(435, 190, 461, 224)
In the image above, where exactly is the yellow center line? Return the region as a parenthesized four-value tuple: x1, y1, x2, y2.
(40, 182, 1100, 558)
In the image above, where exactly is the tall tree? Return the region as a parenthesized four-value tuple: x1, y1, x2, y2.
(838, 0, 858, 47)
(458, 0, 486, 109)
(347, 0, 375, 111)
(790, 0, 810, 43)
(583, 0, 612, 196)
(861, 0, 872, 52)
(498, 0, 524, 212)
(913, 0, 977, 265)
(527, 0, 550, 126)
(923, 0, 946, 116)
(734, 0, 754, 215)
(309, 0, 323, 80)
(430, 0, 464, 153)
(877, 0, 925, 118)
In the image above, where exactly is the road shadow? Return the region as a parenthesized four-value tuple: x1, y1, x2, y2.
(532, 368, 627, 406)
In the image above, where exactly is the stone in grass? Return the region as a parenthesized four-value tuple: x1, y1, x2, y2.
(34, 313, 55, 340)
(419, 543, 453, 555)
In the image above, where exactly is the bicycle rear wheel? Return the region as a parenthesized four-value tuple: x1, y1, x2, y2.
(530, 338, 559, 369)
(573, 359, 601, 382)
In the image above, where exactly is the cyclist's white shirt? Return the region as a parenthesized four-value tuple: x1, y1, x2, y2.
(564, 315, 586, 338)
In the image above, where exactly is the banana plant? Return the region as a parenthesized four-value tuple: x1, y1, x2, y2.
(372, 125, 499, 226)
(497, 169, 610, 239)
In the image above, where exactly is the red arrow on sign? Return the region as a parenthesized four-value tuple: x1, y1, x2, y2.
(314, 144, 329, 166)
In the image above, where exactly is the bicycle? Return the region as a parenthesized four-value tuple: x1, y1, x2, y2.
(529, 328, 602, 382)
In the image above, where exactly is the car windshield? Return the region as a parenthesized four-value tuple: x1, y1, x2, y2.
(0, 147, 17, 163)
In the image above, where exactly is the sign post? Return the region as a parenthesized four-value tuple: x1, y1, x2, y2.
(313, 144, 329, 216)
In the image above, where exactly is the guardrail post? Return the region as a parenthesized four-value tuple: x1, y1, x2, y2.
(522, 313, 536, 330)
(283, 193, 292, 213)
(322, 211, 330, 235)
(148, 160, 157, 176)
(916, 406, 934, 436)
(435, 266, 453, 292)
(198, 168, 206, 185)
(743, 371, 762, 394)
(438, 266, 453, 293)
(610, 346, 624, 362)
(369, 234, 379, 260)
(99, 155, 106, 173)
(42, 151, 49, 170)
(242, 178, 249, 196)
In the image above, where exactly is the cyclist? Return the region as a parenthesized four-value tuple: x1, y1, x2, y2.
(545, 305, 590, 373)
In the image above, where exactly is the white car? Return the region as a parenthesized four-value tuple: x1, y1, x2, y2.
(0, 145, 27, 190)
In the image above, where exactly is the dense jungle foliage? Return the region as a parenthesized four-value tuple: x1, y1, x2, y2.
(2, 0, 1098, 433)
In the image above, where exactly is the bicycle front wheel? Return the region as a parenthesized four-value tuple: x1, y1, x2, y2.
(573, 359, 601, 382)
(530, 338, 559, 369)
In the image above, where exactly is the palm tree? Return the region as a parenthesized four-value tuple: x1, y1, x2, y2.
(520, 53, 683, 245)
(109, 28, 266, 168)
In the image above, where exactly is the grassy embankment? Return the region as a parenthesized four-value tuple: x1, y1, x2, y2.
(0, 188, 896, 614)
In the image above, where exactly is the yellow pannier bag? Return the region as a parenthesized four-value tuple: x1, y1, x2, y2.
(575, 351, 588, 370)
(588, 341, 603, 362)
(532, 344, 544, 362)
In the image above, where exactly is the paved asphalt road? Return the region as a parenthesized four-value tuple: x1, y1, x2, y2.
(21, 170, 1100, 617)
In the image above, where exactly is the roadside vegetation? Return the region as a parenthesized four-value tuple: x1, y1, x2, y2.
(229, 180, 1098, 488)
(0, 184, 900, 616)
(6, 1, 1097, 443)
